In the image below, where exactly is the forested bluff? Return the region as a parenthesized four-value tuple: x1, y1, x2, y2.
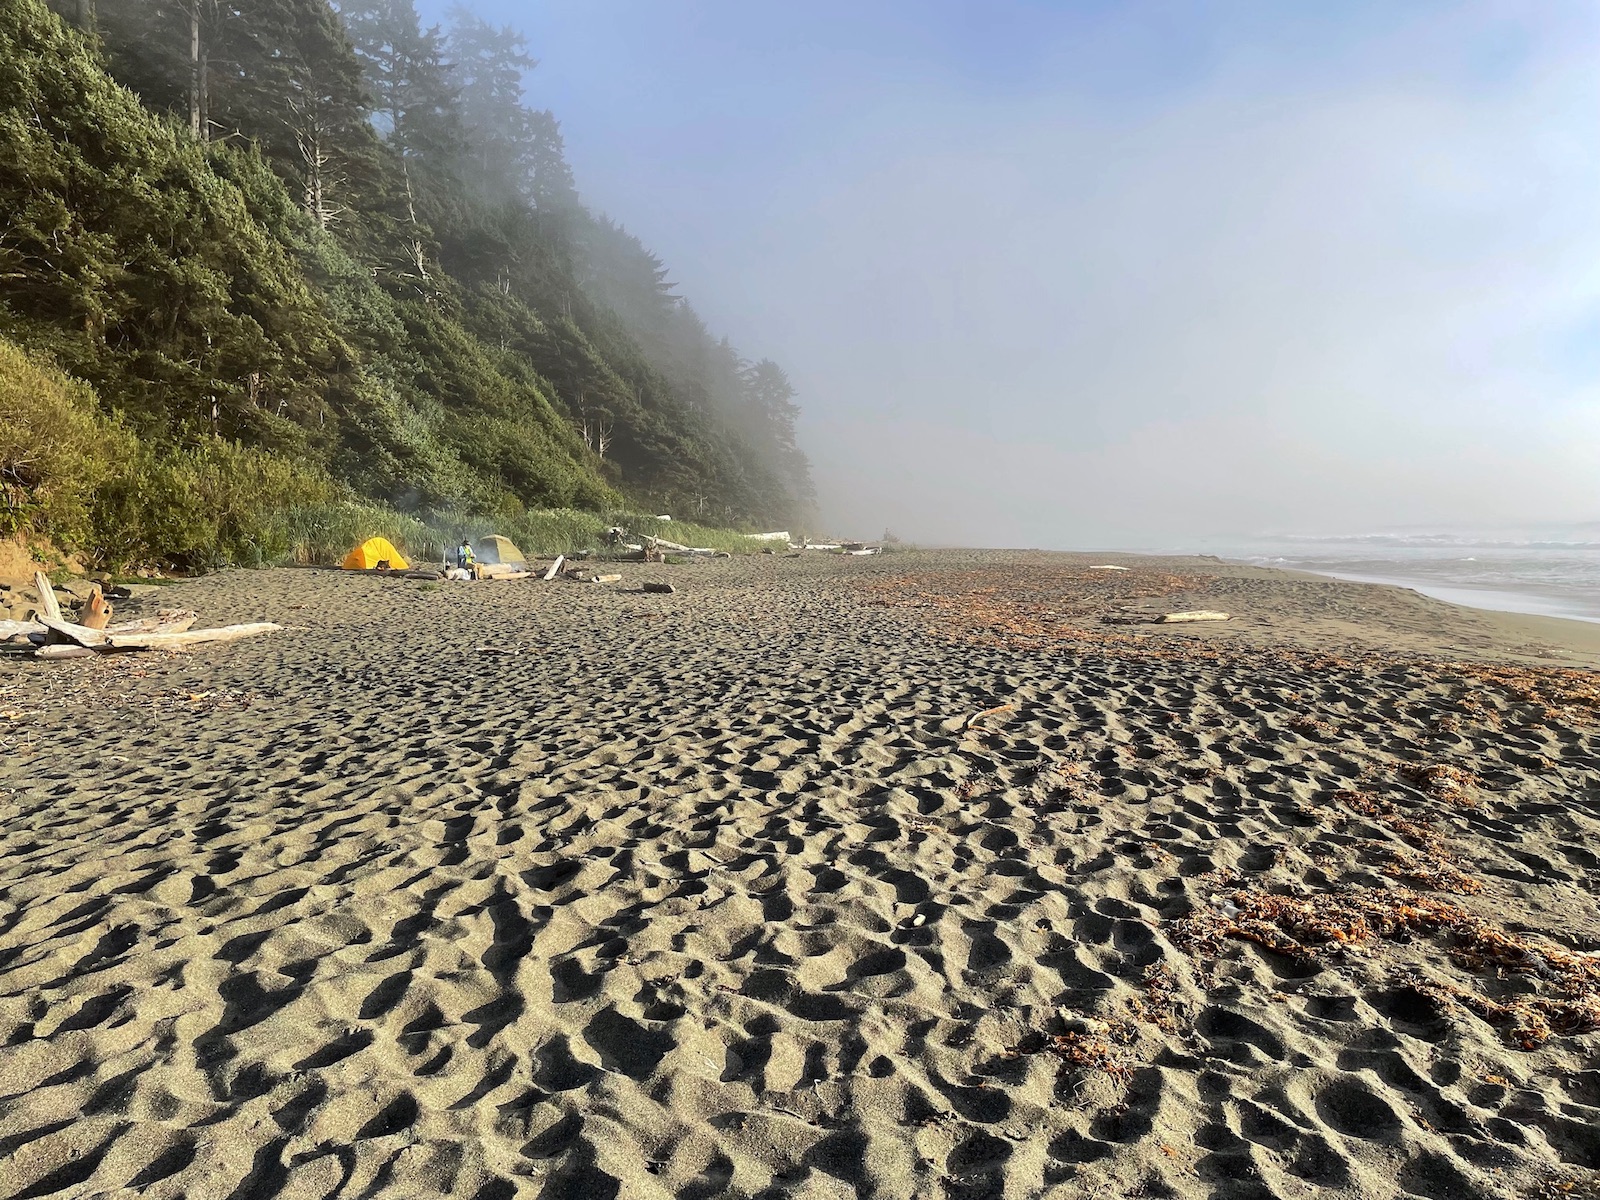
(0, 0, 816, 570)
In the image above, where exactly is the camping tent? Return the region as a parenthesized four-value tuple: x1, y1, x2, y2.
(475, 535, 527, 569)
(341, 537, 408, 571)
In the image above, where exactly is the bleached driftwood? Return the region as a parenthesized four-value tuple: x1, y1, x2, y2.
(647, 537, 715, 557)
(543, 555, 564, 581)
(478, 564, 530, 580)
(105, 622, 282, 650)
(35, 644, 96, 660)
(1088, 565, 1130, 572)
(1159, 611, 1230, 623)
(40, 617, 107, 648)
(33, 572, 62, 622)
(106, 610, 198, 636)
(0, 620, 45, 640)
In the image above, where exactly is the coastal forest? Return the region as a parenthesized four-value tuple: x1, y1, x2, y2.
(0, 0, 815, 569)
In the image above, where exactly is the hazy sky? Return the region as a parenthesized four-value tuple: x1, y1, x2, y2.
(422, 1, 1600, 547)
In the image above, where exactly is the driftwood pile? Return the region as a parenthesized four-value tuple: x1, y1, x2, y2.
(4, 572, 280, 661)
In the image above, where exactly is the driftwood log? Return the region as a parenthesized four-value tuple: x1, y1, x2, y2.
(33, 572, 62, 622)
(40, 617, 107, 648)
(33, 614, 275, 657)
(542, 555, 564, 581)
(478, 564, 530, 580)
(1159, 611, 1230, 623)
(106, 622, 281, 650)
(36, 644, 96, 660)
(106, 610, 199, 636)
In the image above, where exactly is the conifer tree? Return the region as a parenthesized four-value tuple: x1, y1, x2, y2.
(335, 0, 457, 164)
(444, 8, 533, 194)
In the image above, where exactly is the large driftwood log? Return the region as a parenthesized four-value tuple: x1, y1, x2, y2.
(105, 622, 282, 650)
(646, 537, 715, 556)
(33, 572, 62, 622)
(40, 617, 107, 647)
(35, 644, 96, 660)
(1159, 611, 1230, 623)
(0, 620, 45, 640)
(105, 610, 199, 636)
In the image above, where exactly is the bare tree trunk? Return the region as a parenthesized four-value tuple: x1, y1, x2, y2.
(199, 42, 209, 141)
(189, 3, 201, 139)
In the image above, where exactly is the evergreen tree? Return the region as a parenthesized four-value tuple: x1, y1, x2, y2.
(335, 0, 456, 164)
(741, 359, 814, 512)
(524, 109, 579, 223)
(211, 0, 373, 228)
(444, 8, 532, 194)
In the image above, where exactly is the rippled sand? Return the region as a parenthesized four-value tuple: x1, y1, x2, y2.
(2, 552, 1598, 1199)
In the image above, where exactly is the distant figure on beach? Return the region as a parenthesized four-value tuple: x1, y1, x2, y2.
(457, 540, 475, 569)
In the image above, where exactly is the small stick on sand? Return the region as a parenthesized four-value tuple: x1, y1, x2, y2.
(964, 701, 1018, 730)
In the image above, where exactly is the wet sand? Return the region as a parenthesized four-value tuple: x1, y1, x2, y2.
(2, 551, 1598, 1199)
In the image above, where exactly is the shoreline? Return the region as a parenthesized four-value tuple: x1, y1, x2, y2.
(1257, 562, 1600, 628)
(1226, 560, 1600, 663)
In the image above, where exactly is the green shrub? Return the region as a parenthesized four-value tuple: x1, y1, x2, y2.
(93, 438, 335, 571)
(0, 338, 133, 546)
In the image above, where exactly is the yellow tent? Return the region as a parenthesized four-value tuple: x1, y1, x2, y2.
(341, 536, 408, 571)
(476, 534, 526, 568)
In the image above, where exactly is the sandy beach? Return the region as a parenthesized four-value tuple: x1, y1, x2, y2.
(2, 551, 1598, 1199)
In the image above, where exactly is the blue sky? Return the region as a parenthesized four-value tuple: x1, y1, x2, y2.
(422, 1, 1600, 545)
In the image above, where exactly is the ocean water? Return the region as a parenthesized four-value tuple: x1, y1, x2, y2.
(1172, 528, 1600, 625)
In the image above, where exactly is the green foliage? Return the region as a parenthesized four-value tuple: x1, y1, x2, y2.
(93, 438, 337, 571)
(0, 337, 133, 545)
(7, 0, 814, 573)
(0, 334, 336, 571)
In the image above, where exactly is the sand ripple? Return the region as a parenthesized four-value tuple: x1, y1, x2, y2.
(2, 554, 1598, 1198)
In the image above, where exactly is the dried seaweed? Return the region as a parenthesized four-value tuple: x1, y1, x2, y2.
(1172, 886, 1600, 1047)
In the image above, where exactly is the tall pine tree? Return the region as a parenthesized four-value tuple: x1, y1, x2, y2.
(335, 0, 456, 165)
